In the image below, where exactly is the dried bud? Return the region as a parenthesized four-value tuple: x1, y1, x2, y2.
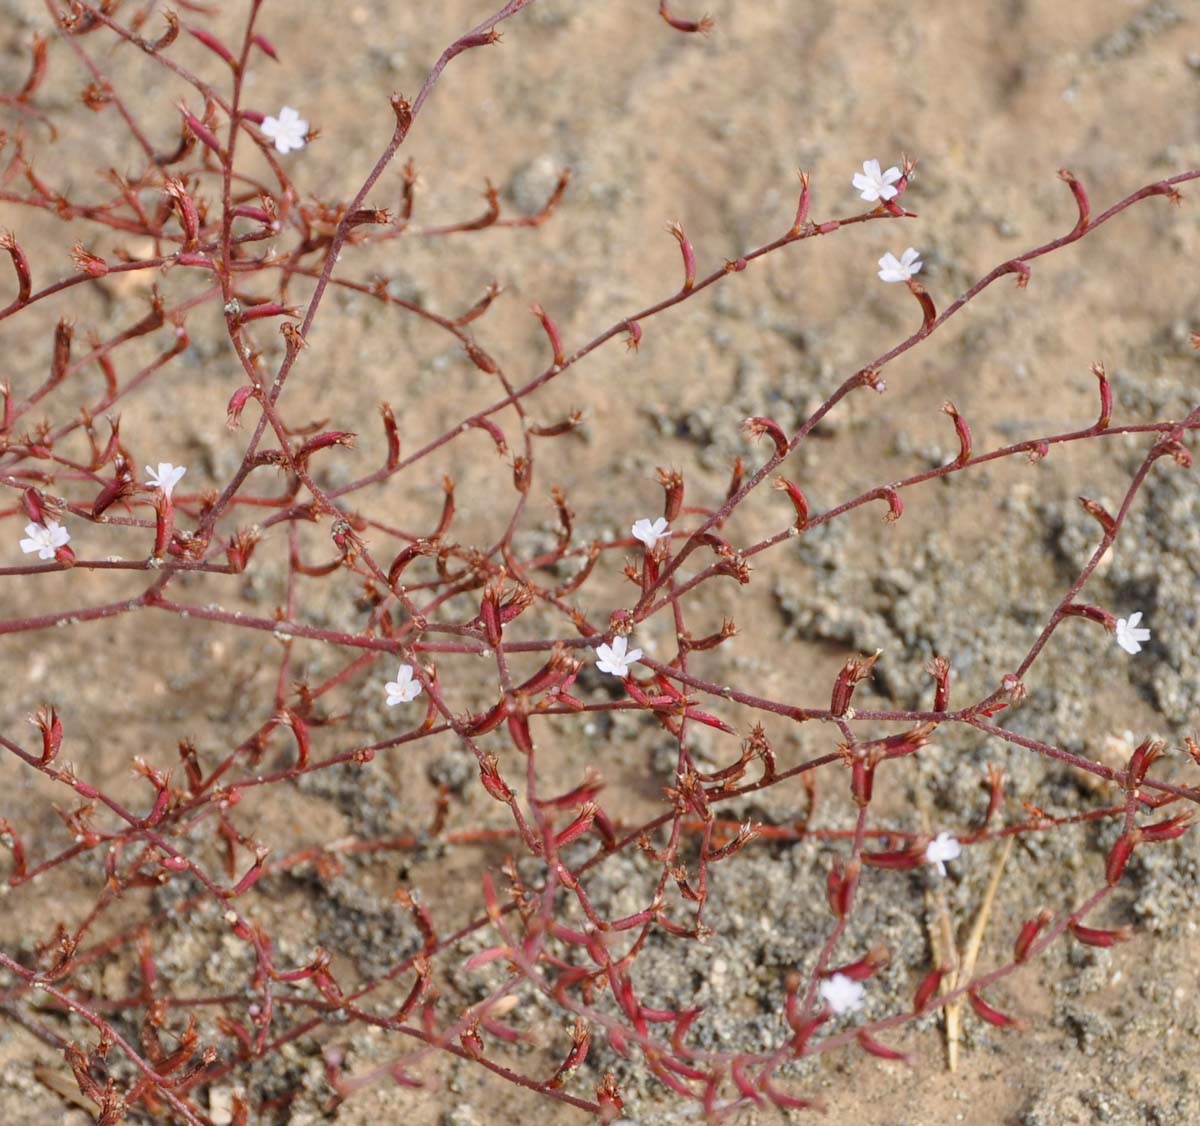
(1102, 832, 1141, 885)
(790, 169, 811, 235)
(72, 244, 109, 277)
(941, 401, 972, 465)
(856, 1030, 907, 1061)
(178, 104, 224, 157)
(1058, 168, 1090, 235)
(875, 486, 904, 522)
(926, 656, 951, 711)
(830, 650, 880, 717)
(226, 385, 257, 428)
(1077, 495, 1117, 537)
(743, 416, 788, 457)
(162, 178, 200, 248)
(1139, 813, 1194, 843)
(1013, 908, 1053, 962)
(465, 341, 499, 374)
(772, 476, 809, 529)
(1068, 920, 1132, 948)
(30, 706, 63, 764)
(531, 303, 566, 367)
(529, 411, 584, 438)
(968, 990, 1022, 1029)
(50, 319, 73, 385)
(828, 944, 890, 982)
(908, 279, 937, 332)
(658, 1, 714, 33)
(479, 754, 513, 803)
(186, 25, 238, 68)
(657, 467, 685, 522)
(1059, 603, 1116, 635)
(1091, 362, 1113, 429)
(913, 966, 946, 1013)
(667, 221, 696, 290)
(0, 229, 32, 311)
(1126, 738, 1165, 787)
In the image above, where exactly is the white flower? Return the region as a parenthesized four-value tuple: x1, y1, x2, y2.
(384, 663, 423, 706)
(19, 520, 70, 560)
(631, 516, 670, 550)
(146, 462, 187, 499)
(261, 106, 308, 154)
(595, 636, 642, 679)
(924, 831, 962, 877)
(1115, 611, 1151, 655)
(877, 247, 923, 283)
(852, 158, 902, 203)
(819, 972, 865, 1016)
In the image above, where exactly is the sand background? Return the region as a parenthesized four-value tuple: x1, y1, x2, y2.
(2, 1, 1200, 1123)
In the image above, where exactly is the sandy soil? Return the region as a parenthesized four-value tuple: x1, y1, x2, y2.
(1, 1, 1199, 1123)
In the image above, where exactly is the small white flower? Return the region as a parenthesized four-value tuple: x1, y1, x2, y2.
(877, 247, 923, 283)
(146, 462, 187, 499)
(595, 635, 642, 679)
(924, 831, 962, 877)
(819, 972, 865, 1016)
(19, 520, 70, 560)
(852, 158, 902, 203)
(1115, 611, 1151, 655)
(384, 663, 423, 706)
(261, 106, 309, 154)
(631, 516, 670, 550)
